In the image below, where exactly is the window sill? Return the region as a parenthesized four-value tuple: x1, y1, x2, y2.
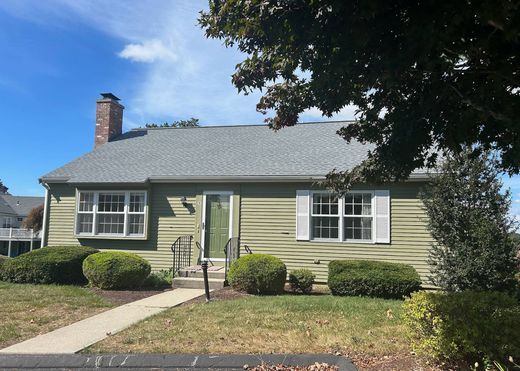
(74, 234, 148, 241)
(309, 239, 376, 244)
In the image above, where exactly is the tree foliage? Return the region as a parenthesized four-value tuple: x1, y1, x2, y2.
(22, 204, 44, 231)
(200, 1, 520, 185)
(421, 149, 519, 292)
(144, 118, 199, 128)
(0, 179, 8, 194)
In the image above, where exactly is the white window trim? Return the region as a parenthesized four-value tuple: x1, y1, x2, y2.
(310, 190, 375, 244)
(310, 191, 341, 242)
(74, 190, 148, 240)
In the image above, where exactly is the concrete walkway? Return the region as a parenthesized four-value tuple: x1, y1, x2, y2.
(0, 288, 205, 354)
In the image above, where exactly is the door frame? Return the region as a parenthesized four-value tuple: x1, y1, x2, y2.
(201, 190, 234, 262)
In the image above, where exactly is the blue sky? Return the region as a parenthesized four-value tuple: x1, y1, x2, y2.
(1, 0, 519, 220)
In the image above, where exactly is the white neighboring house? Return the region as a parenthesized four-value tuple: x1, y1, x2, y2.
(0, 193, 44, 257)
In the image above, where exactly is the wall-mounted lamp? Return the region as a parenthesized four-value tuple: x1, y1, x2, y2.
(179, 196, 187, 205)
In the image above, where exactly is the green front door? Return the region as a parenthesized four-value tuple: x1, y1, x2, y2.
(203, 194, 230, 259)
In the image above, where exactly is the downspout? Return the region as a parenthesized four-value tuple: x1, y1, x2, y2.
(39, 181, 50, 248)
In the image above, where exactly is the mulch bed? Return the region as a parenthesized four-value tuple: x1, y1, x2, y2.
(90, 287, 171, 305)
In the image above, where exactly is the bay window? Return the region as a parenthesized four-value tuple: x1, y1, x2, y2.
(75, 191, 147, 238)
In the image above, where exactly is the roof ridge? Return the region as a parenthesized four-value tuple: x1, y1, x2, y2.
(130, 120, 356, 131)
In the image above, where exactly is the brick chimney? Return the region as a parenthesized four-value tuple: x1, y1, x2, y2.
(95, 93, 124, 147)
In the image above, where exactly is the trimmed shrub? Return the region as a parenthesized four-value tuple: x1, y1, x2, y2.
(403, 291, 520, 365)
(82, 251, 151, 290)
(0, 246, 97, 284)
(228, 254, 287, 295)
(289, 269, 315, 294)
(142, 269, 173, 289)
(328, 260, 421, 299)
(0, 255, 9, 268)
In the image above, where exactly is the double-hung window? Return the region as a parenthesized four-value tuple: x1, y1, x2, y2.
(311, 193, 339, 239)
(309, 191, 375, 242)
(344, 193, 373, 241)
(75, 191, 147, 238)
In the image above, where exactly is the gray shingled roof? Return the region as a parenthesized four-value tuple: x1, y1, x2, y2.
(42, 121, 377, 184)
(0, 195, 44, 217)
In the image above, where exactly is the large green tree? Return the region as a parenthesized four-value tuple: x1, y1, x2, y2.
(422, 149, 518, 292)
(0, 179, 7, 194)
(200, 1, 520, 186)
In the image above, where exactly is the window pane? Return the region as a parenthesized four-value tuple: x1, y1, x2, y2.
(98, 193, 125, 212)
(344, 193, 372, 216)
(77, 214, 93, 234)
(129, 193, 145, 213)
(344, 217, 372, 240)
(312, 216, 339, 239)
(312, 194, 338, 215)
(129, 214, 144, 235)
(79, 192, 94, 212)
(97, 214, 124, 234)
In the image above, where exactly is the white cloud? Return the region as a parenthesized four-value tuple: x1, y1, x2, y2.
(0, 0, 265, 127)
(301, 105, 359, 122)
(118, 40, 177, 63)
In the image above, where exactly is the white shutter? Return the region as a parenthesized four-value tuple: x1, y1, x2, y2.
(374, 190, 390, 243)
(296, 190, 310, 241)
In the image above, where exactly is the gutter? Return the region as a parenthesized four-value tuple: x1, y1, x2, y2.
(147, 175, 327, 183)
(39, 173, 434, 185)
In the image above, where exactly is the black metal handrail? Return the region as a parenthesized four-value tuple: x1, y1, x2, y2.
(171, 235, 193, 276)
(223, 237, 240, 285)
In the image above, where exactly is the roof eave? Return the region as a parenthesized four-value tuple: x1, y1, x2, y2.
(39, 173, 434, 185)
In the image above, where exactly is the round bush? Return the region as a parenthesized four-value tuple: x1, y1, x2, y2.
(328, 260, 421, 299)
(83, 252, 151, 290)
(403, 291, 520, 365)
(289, 268, 316, 294)
(0, 246, 98, 284)
(228, 254, 287, 295)
(0, 255, 9, 267)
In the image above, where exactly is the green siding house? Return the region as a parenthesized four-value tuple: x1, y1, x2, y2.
(40, 94, 433, 283)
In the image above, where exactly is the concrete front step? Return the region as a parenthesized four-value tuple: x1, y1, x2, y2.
(177, 269, 226, 279)
(173, 277, 225, 290)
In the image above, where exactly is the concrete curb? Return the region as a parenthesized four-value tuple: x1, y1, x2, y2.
(0, 353, 357, 370)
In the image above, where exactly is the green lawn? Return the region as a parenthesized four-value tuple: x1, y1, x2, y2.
(0, 281, 112, 348)
(88, 294, 407, 356)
